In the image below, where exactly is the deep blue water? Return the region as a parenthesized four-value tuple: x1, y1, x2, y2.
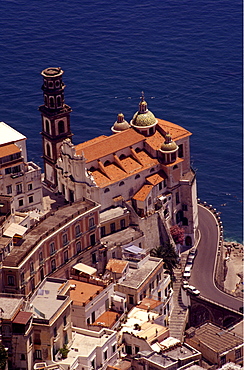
(0, 0, 242, 242)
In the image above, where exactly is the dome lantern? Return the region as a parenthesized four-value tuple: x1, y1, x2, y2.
(130, 93, 158, 136)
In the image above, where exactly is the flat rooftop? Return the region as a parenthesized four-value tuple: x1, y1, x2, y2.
(118, 256, 163, 289)
(100, 207, 128, 223)
(68, 279, 104, 306)
(2, 199, 98, 267)
(101, 226, 143, 248)
(31, 278, 69, 321)
(60, 328, 116, 365)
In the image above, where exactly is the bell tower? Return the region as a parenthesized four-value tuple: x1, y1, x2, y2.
(39, 67, 72, 188)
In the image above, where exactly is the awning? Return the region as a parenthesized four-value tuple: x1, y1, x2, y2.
(72, 262, 97, 276)
(3, 223, 27, 237)
(124, 245, 145, 255)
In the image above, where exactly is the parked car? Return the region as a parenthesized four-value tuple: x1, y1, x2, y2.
(186, 285, 200, 295)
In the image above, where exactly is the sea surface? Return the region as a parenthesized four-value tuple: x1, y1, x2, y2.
(0, 0, 242, 242)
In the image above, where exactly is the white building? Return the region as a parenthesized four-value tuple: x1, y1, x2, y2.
(0, 121, 43, 212)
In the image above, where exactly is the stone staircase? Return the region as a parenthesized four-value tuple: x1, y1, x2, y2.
(168, 253, 189, 342)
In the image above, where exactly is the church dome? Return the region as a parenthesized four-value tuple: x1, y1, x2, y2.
(111, 113, 130, 133)
(131, 93, 157, 127)
(160, 133, 178, 152)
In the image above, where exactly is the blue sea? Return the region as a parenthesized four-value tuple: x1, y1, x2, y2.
(0, 0, 242, 242)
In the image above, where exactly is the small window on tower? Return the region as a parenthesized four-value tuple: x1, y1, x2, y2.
(45, 120, 50, 135)
(58, 120, 65, 134)
(48, 81, 54, 89)
(46, 143, 51, 158)
(49, 97, 55, 108)
(57, 96, 62, 108)
(55, 80, 60, 88)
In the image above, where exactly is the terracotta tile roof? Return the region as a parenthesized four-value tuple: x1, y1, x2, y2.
(93, 310, 119, 328)
(90, 151, 158, 188)
(75, 129, 144, 163)
(120, 156, 142, 173)
(106, 259, 128, 274)
(13, 311, 32, 325)
(0, 143, 21, 158)
(132, 184, 153, 201)
(69, 279, 104, 306)
(146, 171, 166, 186)
(157, 118, 192, 140)
(137, 297, 162, 310)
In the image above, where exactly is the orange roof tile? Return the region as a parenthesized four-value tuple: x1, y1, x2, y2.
(0, 143, 21, 158)
(137, 297, 162, 310)
(93, 310, 119, 328)
(106, 259, 128, 274)
(75, 128, 144, 163)
(146, 171, 166, 185)
(133, 184, 153, 201)
(157, 118, 192, 140)
(120, 156, 142, 173)
(69, 279, 103, 306)
(91, 151, 159, 188)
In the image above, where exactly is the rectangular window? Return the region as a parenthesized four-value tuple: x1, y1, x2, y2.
(92, 252, 96, 264)
(50, 242, 55, 255)
(28, 183, 33, 191)
(19, 199, 24, 207)
(89, 217, 95, 228)
(13, 165, 21, 174)
(5, 167, 11, 175)
(28, 196, 33, 203)
(63, 315, 67, 327)
(103, 350, 107, 361)
(64, 250, 68, 263)
(20, 354, 26, 361)
(110, 222, 116, 233)
(76, 241, 81, 254)
(51, 259, 56, 272)
(176, 192, 180, 205)
(75, 224, 81, 236)
(20, 272, 25, 284)
(30, 262, 34, 274)
(159, 182, 162, 191)
(135, 346, 140, 354)
(129, 295, 134, 305)
(16, 183, 22, 194)
(34, 332, 41, 345)
(101, 226, 106, 237)
(6, 185, 12, 194)
(178, 144, 184, 158)
(53, 327, 57, 338)
(182, 204, 188, 211)
(35, 350, 42, 360)
(90, 234, 96, 246)
(8, 275, 15, 286)
(235, 348, 241, 359)
(112, 344, 116, 353)
(120, 219, 125, 229)
(39, 251, 43, 264)
(63, 233, 68, 246)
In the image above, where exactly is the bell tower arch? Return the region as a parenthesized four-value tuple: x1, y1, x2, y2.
(39, 67, 72, 188)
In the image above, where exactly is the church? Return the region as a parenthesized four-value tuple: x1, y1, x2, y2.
(40, 67, 198, 248)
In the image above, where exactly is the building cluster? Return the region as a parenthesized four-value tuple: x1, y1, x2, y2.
(0, 67, 242, 370)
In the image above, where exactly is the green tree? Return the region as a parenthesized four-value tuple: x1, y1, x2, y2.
(0, 343, 7, 370)
(150, 243, 179, 277)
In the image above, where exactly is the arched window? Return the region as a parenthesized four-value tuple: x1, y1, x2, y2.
(104, 188, 110, 193)
(48, 81, 54, 89)
(55, 80, 60, 88)
(58, 120, 65, 134)
(46, 143, 51, 158)
(45, 120, 50, 135)
(49, 97, 55, 108)
(119, 181, 125, 186)
(171, 152, 176, 162)
(57, 96, 62, 108)
(119, 154, 126, 160)
(44, 95, 48, 107)
(135, 174, 140, 179)
(135, 147, 141, 153)
(104, 160, 111, 167)
(150, 168, 155, 173)
(89, 166, 96, 172)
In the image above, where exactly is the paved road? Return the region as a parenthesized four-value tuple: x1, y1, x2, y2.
(190, 205, 242, 312)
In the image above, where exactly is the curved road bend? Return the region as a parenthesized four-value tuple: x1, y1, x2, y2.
(189, 204, 242, 312)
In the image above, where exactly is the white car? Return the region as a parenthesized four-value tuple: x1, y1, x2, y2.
(186, 285, 200, 295)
